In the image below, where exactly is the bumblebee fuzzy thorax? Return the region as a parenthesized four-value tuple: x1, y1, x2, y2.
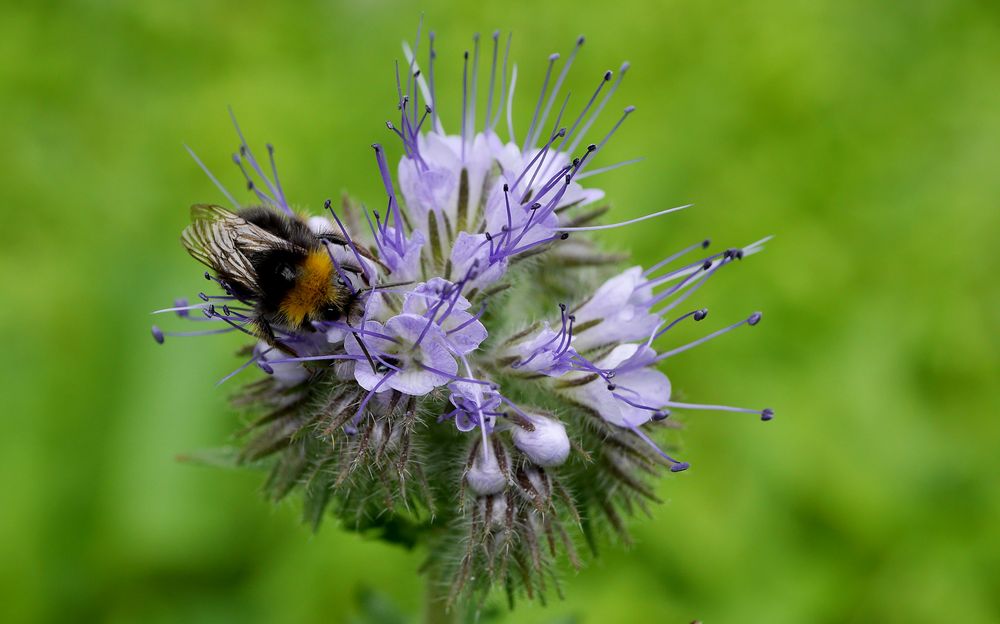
(278, 249, 343, 327)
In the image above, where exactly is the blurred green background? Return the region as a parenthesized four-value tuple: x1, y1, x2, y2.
(2, 0, 999, 622)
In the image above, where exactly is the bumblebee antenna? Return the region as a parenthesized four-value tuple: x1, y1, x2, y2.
(357, 280, 414, 294)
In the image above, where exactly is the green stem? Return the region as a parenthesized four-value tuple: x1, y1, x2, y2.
(423, 562, 455, 624)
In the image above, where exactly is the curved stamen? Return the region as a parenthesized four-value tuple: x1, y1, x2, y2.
(630, 426, 689, 472)
(522, 52, 560, 152)
(567, 61, 630, 154)
(653, 308, 709, 341)
(555, 204, 690, 232)
(216, 347, 273, 386)
(531, 35, 584, 149)
(184, 145, 239, 208)
(655, 312, 762, 362)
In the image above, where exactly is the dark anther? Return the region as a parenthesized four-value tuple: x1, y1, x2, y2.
(694, 308, 708, 321)
(603, 70, 612, 81)
(464, 50, 469, 59)
(531, 202, 541, 210)
(324, 199, 332, 209)
(565, 174, 572, 184)
(266, 143, 274, 154)
(222, 305, 231, 316)
(413, 69, 421, 78)
(557, 128, 567, 137)
(606, 383, 616, 391)
(748, 312, 763, 326)
(425, 104, 432, 114)
(761, 408, 774, 421)
(151, 326, 164, 344)
(502, 183, 509, 192)
(198, 292, 209, 301)
(246, 180, 254, 190)
(371, 143, 381, 152)
(485, 231, 493, 241)
(577, 35, 586, 45)
(239, 146, 247, 157)
(386, 121, 395, 129)
(605, 370, 616, 379)
(702, 260, 712, 270)
(204, 271, 212, 280)
(652, 411, 669, 421)
(560, 233, 569, 240)
(572, 158, 581, 167)
(670, 462, 691, 473)
(568, 315, 576, 322)
(559, 303, 567, 311)
(702, 239, 711, 248)
(735, 249, 745, 260)
(259, 362, 274, 375)
(587, 144, 597, 152)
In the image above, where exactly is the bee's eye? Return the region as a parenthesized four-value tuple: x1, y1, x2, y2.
(321, 306, 341, 322)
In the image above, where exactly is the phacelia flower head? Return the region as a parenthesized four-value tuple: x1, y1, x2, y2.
(154, 26, 774, 610)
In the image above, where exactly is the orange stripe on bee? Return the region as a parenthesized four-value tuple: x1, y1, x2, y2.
(279, 250, 335, 326)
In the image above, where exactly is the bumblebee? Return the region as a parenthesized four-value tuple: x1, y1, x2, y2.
(181, 204, 367, 352)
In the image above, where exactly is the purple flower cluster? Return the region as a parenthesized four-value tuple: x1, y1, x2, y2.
(154, 26, 773, 604)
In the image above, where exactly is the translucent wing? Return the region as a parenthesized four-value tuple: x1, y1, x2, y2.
(180, 204, 296, 295)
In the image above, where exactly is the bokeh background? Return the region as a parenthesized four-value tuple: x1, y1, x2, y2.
(2, 0, 999, 622)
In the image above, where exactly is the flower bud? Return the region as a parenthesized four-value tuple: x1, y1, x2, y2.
(307, 215, 335, 235)
(255, 342, 308, 388)
(466, 445, 507, 495)
(513, 415, 570, 467)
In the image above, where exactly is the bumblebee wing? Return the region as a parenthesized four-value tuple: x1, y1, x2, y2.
(181, 204, 295, 294)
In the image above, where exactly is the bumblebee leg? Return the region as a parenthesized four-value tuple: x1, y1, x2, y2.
(254, 317, 299, 358)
